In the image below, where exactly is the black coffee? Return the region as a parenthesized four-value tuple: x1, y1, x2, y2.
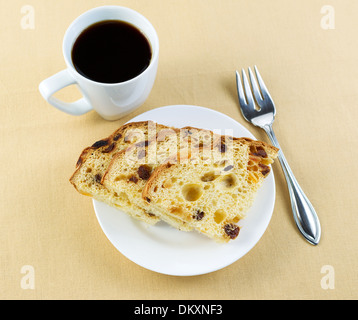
(71, 20, 152, 83)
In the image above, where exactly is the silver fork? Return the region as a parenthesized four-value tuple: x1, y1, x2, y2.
(236, 66, 321, 245)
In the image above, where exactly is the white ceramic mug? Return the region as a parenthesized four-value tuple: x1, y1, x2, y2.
(39, 6, 159, 120)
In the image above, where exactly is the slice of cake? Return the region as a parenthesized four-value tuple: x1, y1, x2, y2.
(101, 126, 220, 230)
(69, 121, 168, 225)
(142, 137, 278, 242)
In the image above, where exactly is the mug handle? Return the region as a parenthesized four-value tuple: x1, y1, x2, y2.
(39, 69, 93, 115)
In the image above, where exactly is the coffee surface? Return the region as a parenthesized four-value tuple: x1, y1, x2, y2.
(72, 20, 152, 83)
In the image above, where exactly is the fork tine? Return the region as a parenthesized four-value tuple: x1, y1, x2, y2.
(241, 69, 256, 110)
(254, 65, 273, 102)
(235, 70, 247, 107)
(248, 67, 264, 109)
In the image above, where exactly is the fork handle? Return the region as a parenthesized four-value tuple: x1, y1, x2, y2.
(262, 124, 321, 245)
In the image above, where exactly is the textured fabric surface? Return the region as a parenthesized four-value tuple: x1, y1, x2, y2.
(1, 0, 357, 299)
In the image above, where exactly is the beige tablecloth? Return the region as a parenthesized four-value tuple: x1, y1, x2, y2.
(1, 0, 357, 299)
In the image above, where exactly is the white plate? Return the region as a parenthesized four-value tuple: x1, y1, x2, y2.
(93, 105, 275, 276)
